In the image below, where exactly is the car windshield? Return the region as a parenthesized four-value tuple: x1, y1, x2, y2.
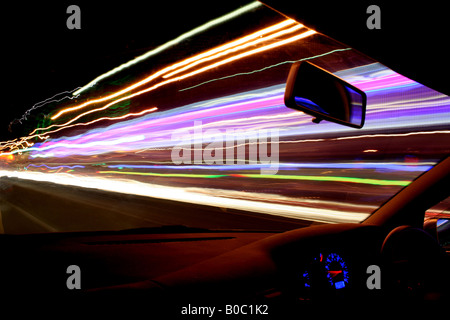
(0, 1, 449, 234)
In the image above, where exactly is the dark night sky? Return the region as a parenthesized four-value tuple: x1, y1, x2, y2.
(1, 0, 251, 141)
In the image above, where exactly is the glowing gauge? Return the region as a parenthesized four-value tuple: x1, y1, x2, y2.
(301, 253, 323, 288)
(325, 253, 349, 289)
(302, 270, 311, 288)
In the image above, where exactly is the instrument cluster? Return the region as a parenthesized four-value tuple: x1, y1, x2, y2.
(298, 251, 351, 299)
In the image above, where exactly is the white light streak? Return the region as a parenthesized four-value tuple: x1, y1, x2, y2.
(0, 170, 369, 224)
(72, 1, 263, 96)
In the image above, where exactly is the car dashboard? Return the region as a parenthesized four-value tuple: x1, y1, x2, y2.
(1, 219, 449, 317)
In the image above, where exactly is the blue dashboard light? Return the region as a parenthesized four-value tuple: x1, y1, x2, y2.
(335, 281, 345, 289)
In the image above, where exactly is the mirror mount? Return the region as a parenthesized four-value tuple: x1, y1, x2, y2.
(284, 61, 367, 129)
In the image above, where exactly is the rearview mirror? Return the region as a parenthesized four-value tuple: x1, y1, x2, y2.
(284, 61, 366, 128)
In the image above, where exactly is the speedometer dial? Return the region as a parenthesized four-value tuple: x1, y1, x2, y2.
(325, 253, 349, 289)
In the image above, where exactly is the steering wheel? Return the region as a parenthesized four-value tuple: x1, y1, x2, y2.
(380, 225, 445, 301)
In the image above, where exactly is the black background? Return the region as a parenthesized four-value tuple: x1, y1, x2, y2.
(262, 0, 450, 97)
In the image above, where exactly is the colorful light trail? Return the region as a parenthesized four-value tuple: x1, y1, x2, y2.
(1, 2, 449, 228)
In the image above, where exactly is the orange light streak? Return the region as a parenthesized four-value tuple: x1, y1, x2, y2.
(169, 29, 316, 80)
(29, 28, 315, 138)
(30, 29, 316, 138)
(162, 23, 304, 79)
(161, 19, 299, 80)
(50, 19, 298, 121)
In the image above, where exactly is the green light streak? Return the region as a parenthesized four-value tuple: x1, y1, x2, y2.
(242, 174, 411, 186)
(98, 170, 410, 186)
